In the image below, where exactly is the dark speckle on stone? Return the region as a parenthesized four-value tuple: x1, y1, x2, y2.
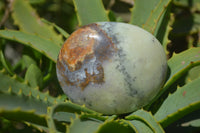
(70, 98, 75, 103)
(137, 90, 145, 100)
(87, 102, 92, 107)
(83, 97, 86, 102)
(114, 41, 138, 97)
(82, 97, 93, 107)
(129, 89, 138, 97)
(100, 23, 138, 94)
(152, 37, 156, 44)
(113, 99, 117, 104)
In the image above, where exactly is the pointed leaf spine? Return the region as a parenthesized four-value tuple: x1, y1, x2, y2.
(11, 74, 17, 79)
(53, 100, 57, 104)
(18, 88, 23, 96)
(36, 94, 40, 100)
(8, 86, 12, 93)
(28, 91, 32, 97)
(44, 96, 48, 102)
(23, 80, 29, 85)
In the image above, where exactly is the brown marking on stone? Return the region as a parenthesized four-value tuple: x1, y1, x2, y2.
(57, 23, 118, 90)
(57, 60, 75, 86)
(59, 26, 98, 71)
(80, 65, 104, 91)
(89, 24, 118, 63)
(57, 58, 65, 72)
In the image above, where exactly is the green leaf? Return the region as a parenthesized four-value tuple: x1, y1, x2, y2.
(67, 115, 102, 133)
(147, 47, 200, 109)
(0, 68, 64, 105)
(0, 90, 47, 115)
(25, 64, 43, 89)
(154, 8, 174, 54)
(0, 91, 65, 132)
(189, 119, 200, 127)
(49, 102, 99, 116)
(185, 66, 200, 83)
(0, 50, 14, 75)
(130, 0, 171, 34)
(126, 110, 164, 133)
(73, 0, 109, 26)
(43, 60, 54, 84)
(165, 109, 200, 133)
(68, 116, 135, 133)
(164, 47, 200, 92)
(154, 2, 172, 38)
(0, 68, 65, 131)
(154, 76, 200, 127)
(0, 30, 60, 62)
(14, 55, 37, 71)
(41, 19, 70, 39)
(0, 108, 47, 132)
(53, 112, 75, 123)
(46, 102, 102, 132)
(12, 0, 63, 46)
(96, 119, 134, 133)
(0, 84, 49, 131)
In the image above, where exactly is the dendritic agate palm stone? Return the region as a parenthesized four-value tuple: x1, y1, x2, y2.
(56, 22, 167, 115)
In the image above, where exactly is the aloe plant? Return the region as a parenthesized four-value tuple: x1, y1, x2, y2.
(0, 0, 200, 132)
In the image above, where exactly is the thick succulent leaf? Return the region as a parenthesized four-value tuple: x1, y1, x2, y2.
(164, 47, 200, 92)
(73, 0, 109, 26)
(0, 108, 47, 132)
(0, 50, 24, 82)
(13, 55, 37, 71)
(126, 110, 164, 133)
(154, 76, 200, 127)
(46, 102, 103, 132)
(130, 0, 171, 34)
(155, 10, 174, 54)
(165, 109, 200, 133)
(185, 66, 200, 83)
(147, 47, 200, 108)
(49, 102, 100, 116)
(96, 119, 135, 133)
(25, 64, 43, 89)
(11, 0, 63, 46)
(42, 61, 56, 85)
(53, 112, 75, 123)
(0, 68, 64, 105)
(0, 90, 47, 114)
(161, 13, 173, 54)
(177, 119, 200, 133)
(0, 30, 60, 62)
(68, 116, 135, 133)
(0, 87, 48, 131)
(41, 19, 69, 39)
(0, 69, 65, 131)
(67, 115, 102, 133)
(0, 91, 64, 132)
(188, 119, 200, 127)
(154, 2, 172, 39)
(0, 50, 14, 75)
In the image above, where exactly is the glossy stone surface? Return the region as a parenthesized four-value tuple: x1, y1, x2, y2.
(56, 22, 167, 115)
